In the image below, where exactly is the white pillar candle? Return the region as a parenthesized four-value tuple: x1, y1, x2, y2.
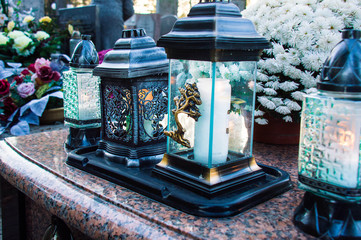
(194, 78, 231, 166)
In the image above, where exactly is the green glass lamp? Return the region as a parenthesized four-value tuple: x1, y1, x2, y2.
(63, 35, 101, 150)
(294, 29, 361, 239)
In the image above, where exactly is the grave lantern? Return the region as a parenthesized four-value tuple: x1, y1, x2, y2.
(63, 35, 101, 150)
(152, 0, 291, 216)
(294, 29, 361, 238)
(67, 2, 291, 217)
(92, 29, 169, 167)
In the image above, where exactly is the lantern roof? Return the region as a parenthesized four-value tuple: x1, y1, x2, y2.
(70, 35, 99, 68)
(318, 29, 361, 93)
(93, 29, 169, 78)
(157, 0, 270, 62)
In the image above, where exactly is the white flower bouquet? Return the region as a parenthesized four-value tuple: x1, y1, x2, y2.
(242, 0, 361, 125)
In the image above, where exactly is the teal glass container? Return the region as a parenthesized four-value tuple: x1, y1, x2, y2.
(63, 35, 101, 128)
(63, 35, 101, 150)
(294, 29, 361, 239)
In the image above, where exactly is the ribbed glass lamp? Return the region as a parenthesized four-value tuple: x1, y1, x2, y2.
(294, 29, 361, 239)
(63, 35, 101, 150)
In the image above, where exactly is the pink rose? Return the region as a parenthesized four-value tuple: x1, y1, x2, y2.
(37, 66, 61, 83)
(34, 58, 51, 72)
(17, 82, 35, 98)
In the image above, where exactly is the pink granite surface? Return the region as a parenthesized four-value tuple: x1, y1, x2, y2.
(0, 129, 315, 239)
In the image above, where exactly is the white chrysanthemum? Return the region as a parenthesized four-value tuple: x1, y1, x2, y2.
(254, 110, 265, 117)
(271, 97, 284, 106)
(279, 81, 299, 91)
(263, 59, 283, 74)
(304, 87, 317, 94)
(300, 71, 317, 88)
(272, 42, 285, 56)
(255, 82, 264, 93)
(228, 64, 240, 81)
(0, 13, 8, 25)
(283, 116, 293, 122)
(301, 52, 325, 71)
(283, 65, 302, 80)
(291, 5, 314, 21)
(258, 96, 276, 110)
(284, 99, 302, 111)
(263, 88, 278, 96)
(264, 80, 280, 90)
(255, 118, 268, 125)
(275, 106, 291, 115)
(314, 8, 334, 18)
(317, 31, 341, 51)
(310, 17, 330, 32)
(291, 91, 305, 101)
(256, 72, 269, 82)
(219, 64, 230, 79)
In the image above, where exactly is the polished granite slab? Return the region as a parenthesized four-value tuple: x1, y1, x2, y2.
(0, 129, 314, 239)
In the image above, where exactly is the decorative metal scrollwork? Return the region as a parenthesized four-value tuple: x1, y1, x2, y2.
(138, 86, 168, 142)
(103, 85, 132, 142)
(165, 82, 202, 148)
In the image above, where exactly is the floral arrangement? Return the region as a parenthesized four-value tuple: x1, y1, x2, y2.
(0, 0, 71, 65)
(0, 57, 66, 135)
(241, 0, 361, 125)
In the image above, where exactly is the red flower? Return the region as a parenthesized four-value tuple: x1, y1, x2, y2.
(0, 79, 10, 96)
(13, 76, 24, 85)
(28, 64, 36, 73)
(0, 97, 17, 121)
(37, 66, 61, 83)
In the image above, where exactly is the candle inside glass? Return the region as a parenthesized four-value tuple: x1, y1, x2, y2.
(194, 78, 231, 166)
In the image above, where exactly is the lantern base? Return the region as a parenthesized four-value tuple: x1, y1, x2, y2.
(64, 127, 101, 151)
(294, 192, 361, 239)
(95, 140, 166, 167)
(67, 146, 291, 217)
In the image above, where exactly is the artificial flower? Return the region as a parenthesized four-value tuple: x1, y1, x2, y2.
(23, 16, 35, 24)
(34, 31, 50, 41)
(34, 58, 51, 72)
(13, 35, 32, 52)
(8, 30, 25, 39)
(7, 20, 15, 32)
(36, 66, 61, 83)
(68, 24, 74, 35)
(0, 97, 17, 121)
(0, 34, 9, 45)
(0, 14, 8, 26)
(0, 79, 10, 96)
(17, 82, 35, 98)
(39, 16, 52, 24)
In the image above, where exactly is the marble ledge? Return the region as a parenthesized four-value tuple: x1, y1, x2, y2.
(0, 129, 315, 239)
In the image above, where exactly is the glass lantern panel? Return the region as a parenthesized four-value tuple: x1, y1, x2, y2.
(298, 92, 361, 201)
(167, 59, 256, 168)
(138, 82, 168, 143)
(63, 69, 101, 128)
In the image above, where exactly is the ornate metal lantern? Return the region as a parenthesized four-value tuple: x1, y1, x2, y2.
(93, 29, 169, 167)
(294, 29, 361, 238)
(63, 35, 101, 150)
